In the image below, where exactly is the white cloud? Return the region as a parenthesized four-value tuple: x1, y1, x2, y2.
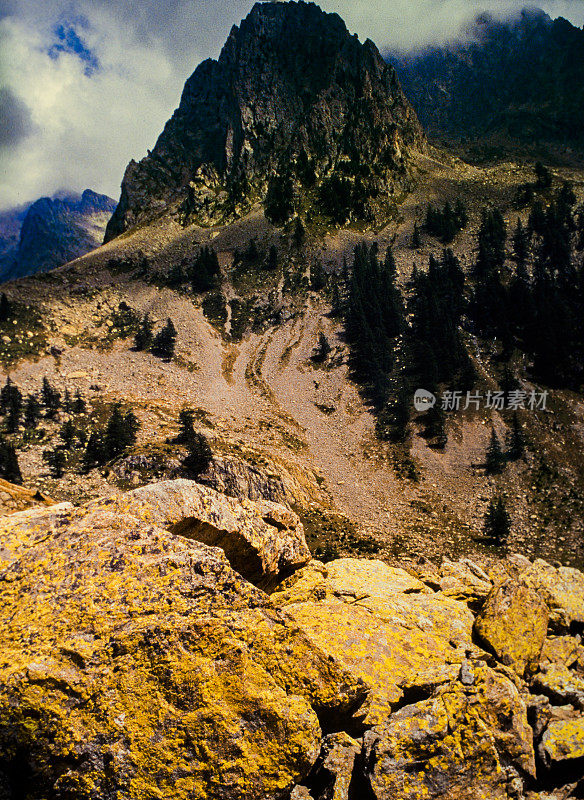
(0, 0, 583, 210)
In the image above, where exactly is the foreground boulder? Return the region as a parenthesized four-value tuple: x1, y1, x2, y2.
(474, 579, 549, 676)
(363, 662, 536, 800)
(273, 558, 475, 723)
(3, 489, 584, 800)
(0, 488, 364, 800)
(94, 478, 311, 589)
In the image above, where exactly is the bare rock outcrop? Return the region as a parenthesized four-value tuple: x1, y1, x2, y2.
(93, 478, 311, 589)
(0, 490, 364, 799)
(3, 486, 584, 800)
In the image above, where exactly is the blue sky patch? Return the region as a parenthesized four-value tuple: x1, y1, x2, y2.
(48, 22, 100, 76)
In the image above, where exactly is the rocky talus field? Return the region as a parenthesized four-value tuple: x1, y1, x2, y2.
(0, 480, 583, 798)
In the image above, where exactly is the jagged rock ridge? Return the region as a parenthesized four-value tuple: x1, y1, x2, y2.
(105, 0, 424, 240)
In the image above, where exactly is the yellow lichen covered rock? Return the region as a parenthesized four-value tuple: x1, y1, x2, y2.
(0, 501, 74, 568)
(92, 478, 311, 589)
(540, 635, 584, 668)
(539, 716, 584, 767)
(412, 557, 493, 601)
(532, 664, 584, 709)
(474, 579, 549, 676)
(273, 558, 475, 723)
(363, 662, 536, 800)
(0, 498, 366, 799)
(520, 559, 584, 628)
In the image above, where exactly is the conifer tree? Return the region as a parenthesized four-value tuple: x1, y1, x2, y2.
(5, 385, 22, 433)
(151, 319, 177, 360)
(23, 394, 41, 429)
(189, 246, 220, 293)
(484, 496, 511, 546)
(411, 222, 422, 249)
(43, 447, 67, 478)
(512, 218, 529, 267)
(134, 313, 154, 351)
(0, 293, 11, 324)
(425, 402, 447, 449)
(384, 246, 397, 276)
(41, 378, 61, 417)
(293, 217, 306, 248)
(311, 332, 331, 363)
(60, 419, 77, 450)
(183, 431, 213, 478)
(535, 161, 552, 190)
(475, 208, 507, 276)
(266, 245, 278, 272)
(105, 403, 140, 459)
(73, 390, 87, 415)
(486, 429, 506, 474)
(0, 377, 13, 415)
(506, 413, 525, 460)
(63, 389, 72, 414)
(310, 260, 326, 291)
(82, 431, 107, 473)
(0, 435, 22, 484)
(176, 408, 196, 444)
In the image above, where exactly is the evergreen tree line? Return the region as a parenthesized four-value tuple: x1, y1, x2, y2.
(80, 403, 140, 473)
(164, 246, 220, 293)
(0, 377, 88, 484)
(485, 417, 525, 476)
(425, 199, 469, 244)
(344, 242, 476, 443)
(469, 184, 584, 388)
(0, 377, 86, 434)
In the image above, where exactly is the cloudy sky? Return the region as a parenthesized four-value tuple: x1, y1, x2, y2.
(1, 0, 583, 211)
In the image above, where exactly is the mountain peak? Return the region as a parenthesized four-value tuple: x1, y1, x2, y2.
(105, 1, 424, 241)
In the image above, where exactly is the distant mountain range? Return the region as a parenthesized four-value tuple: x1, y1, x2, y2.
(0, 190, 116, 283)
(390, 9, 584, 159)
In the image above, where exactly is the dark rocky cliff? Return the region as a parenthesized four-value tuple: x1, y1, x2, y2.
(105, 1, 424, 240)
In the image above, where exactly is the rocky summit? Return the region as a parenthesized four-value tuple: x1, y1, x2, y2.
(0, 479, 583, 799)
(105, 1, 424, 239)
